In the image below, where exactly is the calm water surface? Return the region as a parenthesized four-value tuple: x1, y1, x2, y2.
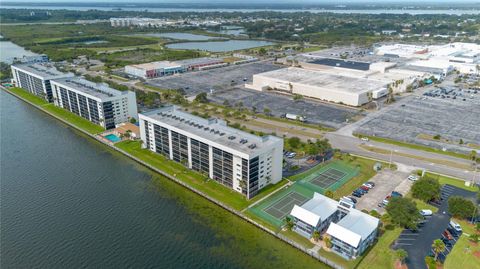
(166, 40, 274, 52)
(0, 41, 38, 63)
(0, 91, 324, 269)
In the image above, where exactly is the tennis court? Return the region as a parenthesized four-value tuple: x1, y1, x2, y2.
(248, 183, 315, 228)
(297, 161, 359, 193)
(263, 192, 309, 220)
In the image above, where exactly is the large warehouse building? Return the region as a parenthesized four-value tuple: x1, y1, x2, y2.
(139, 105, 284, 199)
(51, 77, 138, 129)
(247, 67, 389, 106)
(124, 61, 185, 79)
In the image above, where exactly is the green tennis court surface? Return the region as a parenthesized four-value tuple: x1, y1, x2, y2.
(248, 161, 359, 228)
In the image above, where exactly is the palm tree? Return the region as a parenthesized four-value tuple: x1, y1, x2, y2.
(312, 230, 321, 242)
(432, 239, 445, 261)
(395, 249, 408, 265)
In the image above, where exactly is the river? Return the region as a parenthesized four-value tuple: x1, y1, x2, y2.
(0, 90, 325, 268)
(1, 5, 479, 15)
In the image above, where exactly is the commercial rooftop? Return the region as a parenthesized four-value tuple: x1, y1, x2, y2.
(129, 61, 182, 70)
(174, 57, 224, 66)
(12, 63, 70, 79)
(52, 77, 126, 100)
(290, 192, 338, 227)
(327, 208, 379, 248)
(309, 58, 370, 71)
(141, 106, 282, 155)
(255, 67, 386, 94)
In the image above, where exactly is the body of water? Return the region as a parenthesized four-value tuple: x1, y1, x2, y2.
(167, 40, 274, 52)
(0, 41, 38, 64)
(0, 90, 324, 269)
(133, 32, 219, 41)
(1, 5, 479, 15)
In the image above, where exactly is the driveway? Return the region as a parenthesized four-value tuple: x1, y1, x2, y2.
(393, 185, 478, 269)
(355, 169, 410, 213)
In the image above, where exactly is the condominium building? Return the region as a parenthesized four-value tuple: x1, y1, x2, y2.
(11, 63, 74, 102)
(139, 106, 284, 199)
(51, 77, 138, 129)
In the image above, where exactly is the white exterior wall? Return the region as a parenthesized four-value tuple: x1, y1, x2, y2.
(138, 113, 284, 197)
(125, 65, 148, 79)
(251, 74, 367, 106)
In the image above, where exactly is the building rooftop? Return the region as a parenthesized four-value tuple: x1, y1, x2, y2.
(327, 208, 379, 248)
(174, 57, 223, 66)
(12, 63, 71, 79)
(141, 106, 282, 156)
(290, 193, 338, 227)
(129, 61, 182, 70)
(256, 67, 386, 94)
(309, 58, 371, 71)
(52, 77, 127, 100)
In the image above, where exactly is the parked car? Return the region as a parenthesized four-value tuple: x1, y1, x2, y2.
(360, 185, 370, 191)
(408, 175, 419, 181)
(365, 181, 375, 187)
(346, 196, 358, 204)
(449, 220, 462, 233)
(352, 191, 363, 198)
(391, 191, 403, 198)
(420, 209, 433, 216)
(442, 237, 453, 247)
(442, 230, 454, 241)
(363, 183, 374, 189)
(361, 137, 369, 142)
(357, 188, 368, 194)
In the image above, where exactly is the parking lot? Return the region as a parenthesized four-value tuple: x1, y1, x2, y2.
(356, 88, 480, 154)
(393, 185, 477, 269)
(354, 169, 411, 213)
(146, 61, 282, 96)
(210, 88, 362, 128)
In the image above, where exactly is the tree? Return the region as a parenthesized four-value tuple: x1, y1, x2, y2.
(448, 196, 476, 219)
(470, 150, 477, 161)
(324, 190, 334, 199)
(194, 92, 208, 103)
(386, 197, 421, 229)
(432, 239, 445, 261)
(263, 107, 271, 114)
(411, 177, 441, 202)
(285, 216, 294, 230)
(258, 47, 267, 56)
(312, 230, 320, 242)
(129, 117, 137, 124)
(287, 137, 302, 149)
(324, 236, 332, 248)
(395, 249, 408, 265)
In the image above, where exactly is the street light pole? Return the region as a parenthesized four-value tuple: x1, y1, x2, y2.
(389, 148, 393, 169)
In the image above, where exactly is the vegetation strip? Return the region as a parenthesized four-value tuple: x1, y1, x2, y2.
(3, 87, 344, 269)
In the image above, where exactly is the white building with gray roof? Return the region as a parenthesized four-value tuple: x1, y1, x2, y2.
(139, 105, 284, 199)
(11, 63, 74, 102)
(50, 77, 138, 129)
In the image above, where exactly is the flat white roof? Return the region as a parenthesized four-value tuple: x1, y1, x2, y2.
(52, 77, 127, 100)
(290, 193, 338, 227)
(140, 106, 282, 156)
(129, 61, 182, 71)
(255, 67, 386, 94)
(12, 63, 71, 80)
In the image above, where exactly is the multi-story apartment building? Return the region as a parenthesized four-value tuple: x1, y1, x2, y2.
(139, 106, 284, 199)
(11, 63, 74, 102)
(50, 77, 138, 129)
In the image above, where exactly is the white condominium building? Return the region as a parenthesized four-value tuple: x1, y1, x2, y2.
(11, 63, 74, 102)
(139, 106, 284, 199)
(51, 77, 138, 130)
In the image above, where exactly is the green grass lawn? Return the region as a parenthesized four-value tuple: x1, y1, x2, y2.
(8, 87, 49, 106)
(6, 87, 104, 134)
(116, 140, 252, 210)
(357, 228, 403, 269)
(280, 229, 315, 248)
(404, 192, 439, 213)
(318, 248, 361, 269)
(355, 134, 471, 160)
(424, 172, 479, 192)
(444, 219, 480, 269)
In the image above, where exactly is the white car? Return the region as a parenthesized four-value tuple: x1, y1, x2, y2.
(449, 220, 462, 232)
(408, 175, 419, 181)
(420, 209, 433, 216)
(361, 137, 369, 142)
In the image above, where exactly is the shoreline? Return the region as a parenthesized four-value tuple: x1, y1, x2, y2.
(2, 87, 343, 269)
